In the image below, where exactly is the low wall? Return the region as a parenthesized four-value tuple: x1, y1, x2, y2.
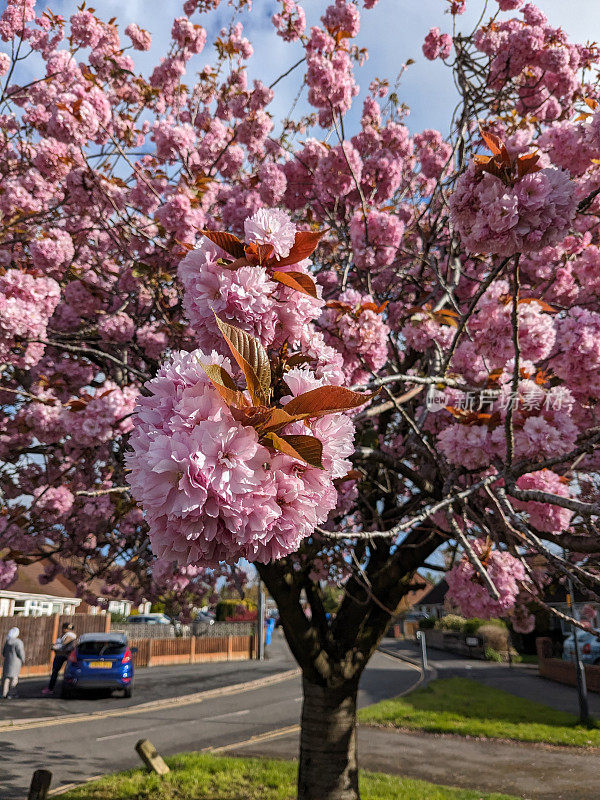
(536, 637, 600, 693)
(419, 628, 487, 659)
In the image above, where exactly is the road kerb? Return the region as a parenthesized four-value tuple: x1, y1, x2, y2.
(205, 724, 301, 754)
(0, 668, 301, 733)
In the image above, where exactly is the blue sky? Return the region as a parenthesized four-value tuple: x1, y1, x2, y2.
(3, 0, 600, 137)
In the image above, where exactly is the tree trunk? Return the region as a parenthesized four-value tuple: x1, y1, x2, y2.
(297, 676, 360, 800)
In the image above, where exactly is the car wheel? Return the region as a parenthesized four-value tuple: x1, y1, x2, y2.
(60, 685, 72, 700)
(123, 685, 133, 698)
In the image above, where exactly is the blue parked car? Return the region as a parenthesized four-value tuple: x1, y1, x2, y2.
(562, 630, 600, 665)
(62, 632, 135, 699)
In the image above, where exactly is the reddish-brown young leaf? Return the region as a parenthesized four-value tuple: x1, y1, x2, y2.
(516, 152, 542, 179)
(244, 242, 275, 266)
(337, 469, 363, 483)
(67, 399, 88, 412)
(258, 407, 298, 434)
(534, 369, 551, 386)
(517, 297, 557, 313)
(261, 432, 324, 469)
(360, 300, 389, 314)
(285, 353, 313, 368)
(199, 362, 247, 408)
(271, 271, 318, 298)
(202, 230, 246, 259)
(214, 316, 271, 404)
(199, 363, 238, 391)
(269, 229, 327, 269)
(282, 385, 377, 419)
(479, 126, 504, 157)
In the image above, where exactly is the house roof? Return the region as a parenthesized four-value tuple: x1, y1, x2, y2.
(1, 559, 130, 603)
(416, 578, 448, 607)
(3, 560, 80, 599)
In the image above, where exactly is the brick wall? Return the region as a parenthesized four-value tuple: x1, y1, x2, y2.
(536, 636, 600, 693)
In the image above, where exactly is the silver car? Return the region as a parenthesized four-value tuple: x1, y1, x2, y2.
(562, 630, 600, 664)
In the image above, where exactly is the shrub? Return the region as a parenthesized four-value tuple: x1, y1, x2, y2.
(216, 598, 257, 621)
(478, 623, 510, 652)
(418, 616, 437, 630)
(462, 617, 507, 637)
(484, 646, 504, 662)
(436, 614, 466, 631)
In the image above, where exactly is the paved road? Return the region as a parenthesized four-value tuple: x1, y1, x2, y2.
(382, 638, 600, 716)
(0, 632, 297, 724)
(0, 637, 419, 798)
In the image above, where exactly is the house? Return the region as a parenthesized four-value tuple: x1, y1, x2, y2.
(0, 560, 82, 617)
(413, 578, 449, 619)
(396, 574, 435, 614)
(0, 560, 148, 618)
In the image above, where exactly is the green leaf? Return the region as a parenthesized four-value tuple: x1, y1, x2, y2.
(262, 432, 324, 469)
(214, 316, 271, 405)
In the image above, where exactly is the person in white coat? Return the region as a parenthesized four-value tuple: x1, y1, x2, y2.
(2, 627, 25, 699)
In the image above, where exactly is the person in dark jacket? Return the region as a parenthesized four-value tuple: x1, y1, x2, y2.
(2, 627, 25, 699)
(42, 622, 77, 695)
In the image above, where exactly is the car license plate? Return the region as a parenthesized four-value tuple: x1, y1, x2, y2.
(89, 661, 112, 669)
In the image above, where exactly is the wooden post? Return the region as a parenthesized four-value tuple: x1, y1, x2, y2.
(49, 614, 60, 672)
(104, 613, 111, 633)
(27, 769, 52, 800)
(227, 636, 233, 661)
(189, 636, 195, 664)
(135, 739, 170, 775)
(147, 638, 154, 668)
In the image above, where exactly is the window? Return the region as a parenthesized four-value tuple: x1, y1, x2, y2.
(25, 600, 54, 616)
(77, 640, 126, 657)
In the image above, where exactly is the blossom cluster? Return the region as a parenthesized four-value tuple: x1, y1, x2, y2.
(126, 348, 355, 566)
(449, 162, 577, 257)
(446, 542, 529, 618)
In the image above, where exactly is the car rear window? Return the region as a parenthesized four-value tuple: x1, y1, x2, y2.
(77, 640, 126, 656)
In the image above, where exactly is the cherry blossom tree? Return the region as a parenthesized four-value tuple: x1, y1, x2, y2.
(2, 0, 600, 798)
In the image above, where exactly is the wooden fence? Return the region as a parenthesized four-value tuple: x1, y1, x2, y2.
(128, 634, 257, 667)
(0, 613, 110, 677)
(0, 614, 258, 676)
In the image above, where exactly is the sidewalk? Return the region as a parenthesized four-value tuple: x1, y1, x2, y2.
(228, 724, 598, 800)
(380, 638, 600, 716)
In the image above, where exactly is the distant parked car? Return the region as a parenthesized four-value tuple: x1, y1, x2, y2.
(126, 613, 184, 635)
(126, 613, 172, 627)
(562, 630, 600, 664)
(191, 611, 216, 636)
(194, 611, 215, 625)
(62, 632, 135, 698)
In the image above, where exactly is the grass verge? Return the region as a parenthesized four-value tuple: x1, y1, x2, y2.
(358, 676, 599, 747)
(59, 751, 518, 800)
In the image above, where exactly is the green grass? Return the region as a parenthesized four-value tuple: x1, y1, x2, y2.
(517, 654, 538, 665)
(60, 751, 518, 800)
(358, 677, 600, 747)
